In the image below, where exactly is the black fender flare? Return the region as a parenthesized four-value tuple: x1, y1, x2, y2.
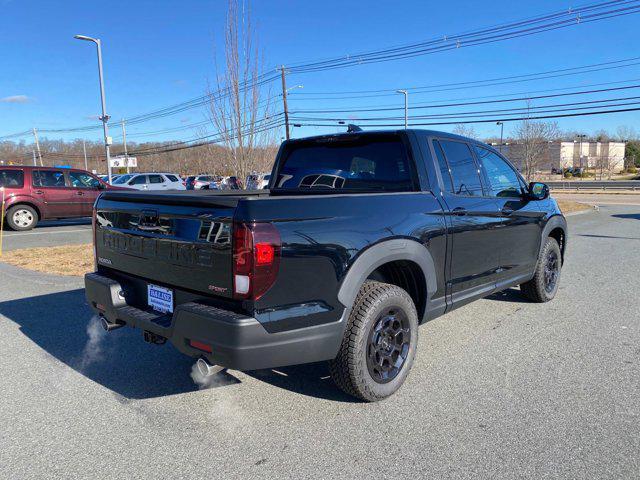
(540, 214, 568, 261)
(337, 238, 437, 311)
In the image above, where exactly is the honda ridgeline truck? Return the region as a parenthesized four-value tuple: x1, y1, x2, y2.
(85, 129, 567, 401)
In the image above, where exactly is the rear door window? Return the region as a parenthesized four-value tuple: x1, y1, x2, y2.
(165, 174, 180, 182)
(276, 135, 415, 191)
(0, 169, 24, 188)
(130, 175, 148, 185)
(437, 140, 483, 196)
(432, 141, 454, 192)
(33, 170, 67, 187)
(149, 175, 165, 184)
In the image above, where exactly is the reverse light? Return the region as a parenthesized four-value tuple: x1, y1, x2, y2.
(232, 222, 281, 300)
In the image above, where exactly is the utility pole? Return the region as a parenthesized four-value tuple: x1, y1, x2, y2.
(397, 90, 409, 129)
(75, 35, 112, 183)
(280, 65, 290, 140)
(32, 128, 42, 166)
(32, 150, 37, 166)
(82, 140, 88, 171)
(497, 121, 504, 152)
(121, 119, 129, 173)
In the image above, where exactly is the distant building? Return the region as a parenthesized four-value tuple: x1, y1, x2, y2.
(497, 141, 626, 172)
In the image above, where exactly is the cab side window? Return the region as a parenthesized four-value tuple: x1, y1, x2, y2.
(438, 140, 483, 196)
(474, 146, 522, 198)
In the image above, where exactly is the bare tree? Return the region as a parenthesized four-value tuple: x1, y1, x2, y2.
(452, 124, 477, 139)
(512, 119, 560, 181)
(206, 0, 277, 183)
(615, 125, 638, 141)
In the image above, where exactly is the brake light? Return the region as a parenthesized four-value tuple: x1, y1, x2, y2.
(232, 222, 281, 300)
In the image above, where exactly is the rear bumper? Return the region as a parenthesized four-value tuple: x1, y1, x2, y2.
(84, 272, 345, 371)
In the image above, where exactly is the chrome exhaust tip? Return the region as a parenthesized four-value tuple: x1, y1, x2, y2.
(196, 358, 224, 377)
(100, 316, 124, 332)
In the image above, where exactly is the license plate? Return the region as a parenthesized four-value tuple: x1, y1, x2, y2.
(147, 284, 174, 313)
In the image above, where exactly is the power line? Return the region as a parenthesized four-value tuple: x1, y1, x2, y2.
(294, 105, 640, 128)
(292, 83, 640, 114)
(285, 1, 640, 73)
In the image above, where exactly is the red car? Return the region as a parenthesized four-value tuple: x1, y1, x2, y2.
(0, 166, 127, 231)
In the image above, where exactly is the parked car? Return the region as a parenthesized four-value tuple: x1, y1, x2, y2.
(111, 173, 185, 191)
(214, 176, 241, 190)
(245, 173, 269, 190)
(98, 174, 122, 184)
(0, 165, 128, 231)
(186, 175, 219, 190)
(85, 129, 566, 401)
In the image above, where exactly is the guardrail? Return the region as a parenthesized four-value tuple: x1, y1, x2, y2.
(546, 181, 639, 191)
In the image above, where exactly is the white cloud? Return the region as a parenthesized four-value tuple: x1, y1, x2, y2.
(0, 95, 31, 104)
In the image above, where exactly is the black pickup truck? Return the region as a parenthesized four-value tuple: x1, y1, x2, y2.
(85, 129, 567, 401)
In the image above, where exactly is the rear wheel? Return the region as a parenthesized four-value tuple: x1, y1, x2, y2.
(329, 280, 418, 401)
(6, 205, 38, 231)
(520, 237, 562, 302)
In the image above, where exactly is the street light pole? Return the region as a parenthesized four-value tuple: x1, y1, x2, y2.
(496, 121, 504, 152)
(397, 90, 409, 129)
(75, 35, 112, 183)
(576, 134, 587, 178)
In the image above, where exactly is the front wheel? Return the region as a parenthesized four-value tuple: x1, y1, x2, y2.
(6, 205, 38, 231)
(329, 281, 418, 402)
(520, 237, 562, 302)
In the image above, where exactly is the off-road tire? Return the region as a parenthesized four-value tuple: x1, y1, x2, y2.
(329, 280, 418, 402)
(6, 205, 38, 231)
(520, 237, 562, 302)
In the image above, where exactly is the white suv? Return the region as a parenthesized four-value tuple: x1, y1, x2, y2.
(113, 173, 185, 191)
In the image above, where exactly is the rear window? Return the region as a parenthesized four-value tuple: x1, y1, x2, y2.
(276, 135, 415, 192)
(166, 174, 180, 182)
(0, 169, 24, 188)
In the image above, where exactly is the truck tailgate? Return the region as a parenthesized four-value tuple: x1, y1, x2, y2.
(93, 191, 251, 298)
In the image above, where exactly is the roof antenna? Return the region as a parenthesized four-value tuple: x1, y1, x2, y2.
(347, 124, 362, 133)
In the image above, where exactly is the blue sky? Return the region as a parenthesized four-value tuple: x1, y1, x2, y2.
(1, 0, 640, 145)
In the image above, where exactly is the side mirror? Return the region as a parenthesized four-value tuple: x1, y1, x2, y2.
(528, 182, 549, 200)
(97, 182, 106, 190)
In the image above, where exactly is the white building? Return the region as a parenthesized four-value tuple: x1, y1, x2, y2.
(499, 141, 626, 172)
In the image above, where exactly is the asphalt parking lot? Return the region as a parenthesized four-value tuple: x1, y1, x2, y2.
(1, 218, 92, 251)
(0, 205, 638, 479)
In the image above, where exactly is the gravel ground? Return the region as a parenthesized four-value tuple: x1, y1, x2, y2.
(0, 205, 638, 479)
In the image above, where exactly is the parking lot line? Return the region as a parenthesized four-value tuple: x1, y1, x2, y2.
(3, 228, 91, 237)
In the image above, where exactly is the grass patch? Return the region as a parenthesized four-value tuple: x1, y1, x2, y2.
(0, 244, 93, 277)
(556, 199, 591, 214)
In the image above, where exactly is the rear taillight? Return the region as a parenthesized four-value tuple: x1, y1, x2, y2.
(232, 222, 281, 300)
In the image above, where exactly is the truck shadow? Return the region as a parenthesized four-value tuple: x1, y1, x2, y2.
(0, 289, 239, 400)
(247, 364, 360, 403)
(0, 288, 357, 402)
(486, 287, 528, 303)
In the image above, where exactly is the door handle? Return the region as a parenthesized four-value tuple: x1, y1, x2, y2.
(501, 207, 514, 215)
(76, 191, 85, 196)
(452, 207, 467, 216)
(34, 190, 44, 195)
